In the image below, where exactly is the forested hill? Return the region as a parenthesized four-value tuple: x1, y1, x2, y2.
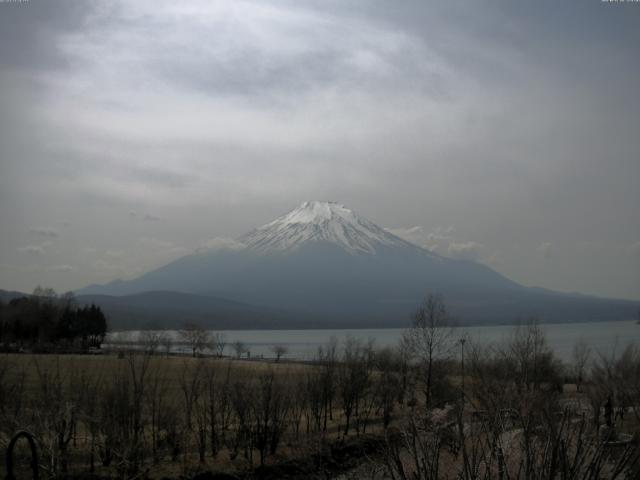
(0, 288, 107, 350)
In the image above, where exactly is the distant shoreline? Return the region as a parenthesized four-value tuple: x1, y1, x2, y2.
(106, 316, 638, 332)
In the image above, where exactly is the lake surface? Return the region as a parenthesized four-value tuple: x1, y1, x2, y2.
(108, 320, 640, 362)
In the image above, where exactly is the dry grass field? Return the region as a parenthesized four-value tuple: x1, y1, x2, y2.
(2, 322, 640, 480)
(0, 350, 395, 479)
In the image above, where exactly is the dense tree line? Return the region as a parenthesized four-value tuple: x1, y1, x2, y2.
(0, 287, 107, 350)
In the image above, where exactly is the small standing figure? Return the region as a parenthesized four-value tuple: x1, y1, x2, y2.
(604, 396, 613, 427)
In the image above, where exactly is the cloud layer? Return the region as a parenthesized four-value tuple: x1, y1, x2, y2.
(0, 0, 638, 299)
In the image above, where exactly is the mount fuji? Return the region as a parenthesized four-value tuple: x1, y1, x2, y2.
(78, 201, 639, 329)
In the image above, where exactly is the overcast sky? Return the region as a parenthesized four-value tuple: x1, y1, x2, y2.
(1, 0, 639, 300)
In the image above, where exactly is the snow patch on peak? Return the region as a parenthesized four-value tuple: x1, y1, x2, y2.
(238, 201, 424, 255)
(275, 201, 356, 225)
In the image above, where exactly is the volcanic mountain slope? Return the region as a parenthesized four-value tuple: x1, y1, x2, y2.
(78, 201, 639, 328)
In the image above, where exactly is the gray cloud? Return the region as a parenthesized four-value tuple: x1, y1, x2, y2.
(48, 264, 74, 272)
(135, 238, 188, 265)
(537, 242, 553, 260)
(17, 245, 46, 255)
(29, 227, 59, 238)
(198, 237, 247, 253)
(92, 259, 126, 274)
(0, 0, 92, 71)
(0, 0, 639, 299)
(388, 225, 484, 262)
(385, 226, 429, 248)
(447, 241, 483, 261)
(129, 211, 162, 221)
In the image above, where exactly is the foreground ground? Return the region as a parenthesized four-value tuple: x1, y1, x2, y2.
(2, 337, 640, 479)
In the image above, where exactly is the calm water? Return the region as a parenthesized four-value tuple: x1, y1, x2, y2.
(108, 320, 640, 362)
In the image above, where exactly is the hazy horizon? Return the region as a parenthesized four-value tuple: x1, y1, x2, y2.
(1, 0, 639, 301)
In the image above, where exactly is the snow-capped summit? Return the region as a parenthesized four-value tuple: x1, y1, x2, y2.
(238, 201, 415, 255)
(275, 201, 357, 224)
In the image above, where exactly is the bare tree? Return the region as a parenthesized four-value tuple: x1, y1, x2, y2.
(178, 358, 206, 462)
(97, 355, 146, 474)
(373, 347, 401, 430)
(572, 338, 591, 393)
(381, 414, 451, 480)
(203, 360, 222, 457)
(404, 294, 454, 408)
(179, 323, 210, 357)
(31, 356, 76, 476)
(614, 344, 640, 425)
(228, 372, 254, 463)
(396, 335, 413, 405)
(233, 341, 246, 359)
(126, 350, 153, 472)
(586, 351, 613, 427)
(317, 336, 338, 430)
(271, 344, 288, 362)
(588, 344, 640, 427)
(0, 355, 26, 447)
(212, 332, 227, 357)
(138, 330, 163, 355)
(337, 337, 372, 436)
(251, 370, 291, 465)
(287, 374, 307, 439)
(144, 361, 170, 464)
(160, 333, 173, 356)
